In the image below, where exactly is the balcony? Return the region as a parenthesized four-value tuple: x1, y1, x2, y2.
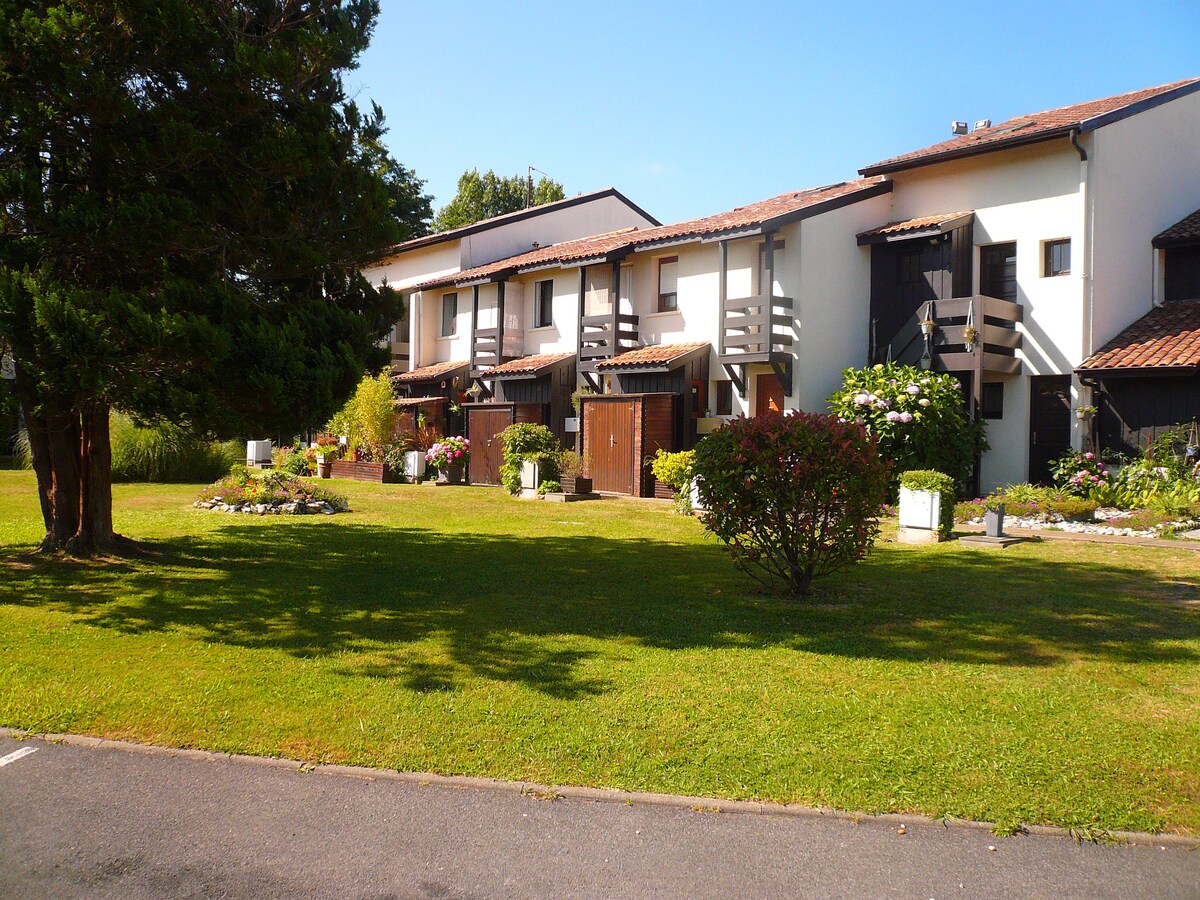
(471, 326, 501, 374)
(717, 293, 794, 394)
(872, 295, 1023, 376)
(577, 311, 640, 374)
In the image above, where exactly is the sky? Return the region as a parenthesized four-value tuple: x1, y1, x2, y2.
(350, 0, 1200, 226)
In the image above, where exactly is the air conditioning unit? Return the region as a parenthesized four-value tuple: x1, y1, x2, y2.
(246, 440, 273, 467)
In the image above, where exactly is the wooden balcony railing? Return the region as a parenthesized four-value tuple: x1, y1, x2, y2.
(471, 326, 500, 373)
(717, 293, 794, 365)
(577, 312, 640, 372)
(872, 295, 1023, 376)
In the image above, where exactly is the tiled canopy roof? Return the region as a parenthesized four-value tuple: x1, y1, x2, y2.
(392, 360, 469, 383)
(857, 211, 973, 243)
(594, 342, 710, 371)
(393, 395, 447, 408)
(413, 179, 890, 292)
(861, 78, 1200, 176)
(483, 352, 574, 378)
(1153, 208, 1200, 249)
(1077, 301, 1200, 373)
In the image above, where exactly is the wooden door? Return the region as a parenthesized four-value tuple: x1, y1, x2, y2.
(1028, 375, 1071, 485)
(467, 406, 513, 485)
(584, 399, 636, 495)
(755, 373, 785, 416)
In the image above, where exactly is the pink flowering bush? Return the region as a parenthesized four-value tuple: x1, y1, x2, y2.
(1050, 449, 1110, 496)
(425, 436, 470, 470)
(829, 363, 985, 494)
(693, 411, 888, 597)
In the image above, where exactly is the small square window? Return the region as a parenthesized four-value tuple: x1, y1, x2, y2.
(441, 292, 457, 337)
(715, 380, 733, 416)
(981, 382, 1004, 419)
(1044, 239, 1070, 277)
(658, 256, 678, 312)
(535, 280, 554, 328)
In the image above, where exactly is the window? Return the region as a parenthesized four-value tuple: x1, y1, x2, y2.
(979, 242, 1017, 302)
(440, 292, 457, 337)
(715, 380, 733, 416)
(981, 382, 1004, 419)
(534, 280, 554, 328)
(658, 256, 679, 311)
(1043, 239, 1071, 277)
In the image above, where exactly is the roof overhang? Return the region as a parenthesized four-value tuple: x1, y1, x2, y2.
(1076, 364, 1200, 379)
(484, 353, 576, 381)
(857, 211, 975, 245)
(594, 343, 710, 374)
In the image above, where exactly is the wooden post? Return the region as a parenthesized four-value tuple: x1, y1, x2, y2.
(610, 259, 621, 357)
(470, 284, 480, 371)
(496, 280, 507, 363)
(717, 239, 728, 356)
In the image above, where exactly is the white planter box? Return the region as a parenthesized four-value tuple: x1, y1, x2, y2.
(689, 476, 705, 512)
(246, 440, 273, 467)
(520, 460, 540, 491)
(403, 451, 425, 484)
(564, 417, 580, 433)
(898, 486, 946, 543)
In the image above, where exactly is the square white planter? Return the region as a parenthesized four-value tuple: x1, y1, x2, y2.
(403, 451, 426, 484)
(898, 486, 945, 543)
(520, 460, 540, 491)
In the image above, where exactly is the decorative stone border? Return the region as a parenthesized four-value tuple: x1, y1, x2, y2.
(193, 498, 347, 516)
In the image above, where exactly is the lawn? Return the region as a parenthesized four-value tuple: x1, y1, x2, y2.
(1, 469, 1198, 836)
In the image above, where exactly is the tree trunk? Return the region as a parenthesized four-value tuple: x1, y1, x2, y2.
(74, 402, 116, 552)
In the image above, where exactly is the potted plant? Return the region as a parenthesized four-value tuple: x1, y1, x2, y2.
(426, 436, 469, 485)
(897, 469, 954, 543)
(961, 324, 978, 350)
(557, 451, 592, 495)
(1075, 404, 1098, 421)
(984, 495, 1006, 538)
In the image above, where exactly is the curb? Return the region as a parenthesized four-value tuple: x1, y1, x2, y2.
(2, 727, 1196, 850)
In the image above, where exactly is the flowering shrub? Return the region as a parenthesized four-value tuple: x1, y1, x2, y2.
(197, 471, 347, 507)
(425, 436, 469, 470)
(954, 495, 1097, 523)
(693, 411, 888, 597)
(1050, 450, 1110, 495)
(828, 363, 985, 493)
(498, 423, 560, 494)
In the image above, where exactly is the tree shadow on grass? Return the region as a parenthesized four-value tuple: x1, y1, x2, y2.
(2, 522, 1198, 698)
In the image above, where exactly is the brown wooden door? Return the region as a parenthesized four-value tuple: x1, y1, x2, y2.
(755, 373, 785, 416)
(584, 399, 636, 494)
(1028, 375, 1071, 485)
(467, 407, 513, 485)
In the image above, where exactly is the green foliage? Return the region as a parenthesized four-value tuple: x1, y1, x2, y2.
(829, 364, 985, 494)
(198, 471, 347, 508)
(1051, 450, 1110, 494)
(649, 449, 695, 492)
(325, 373, 398, 459)
(498, 423, 560, 495)
(273, 446, 312, 477)
(380, 439, 410, 477)
(555, 451, 587, 479)
(425, 435, 469, 470)
(1053, 428, 1200, 514)
(432, 169, 566, 232)
(898, 469, 955, 535)
(954, 495, 1098, 524)
(537, 479, 561, 496)
(110, 413, 240, 483)
(693, 412, 888, 596)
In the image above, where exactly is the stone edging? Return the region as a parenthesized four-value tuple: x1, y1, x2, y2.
(2, 727, 1195, 850)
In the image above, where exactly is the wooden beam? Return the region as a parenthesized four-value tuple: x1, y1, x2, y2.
(496, 280, 507, 363)
(717, 239, 728, 356)
(470, 284, 480, 371)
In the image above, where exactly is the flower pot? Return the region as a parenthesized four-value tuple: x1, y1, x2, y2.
(436, 464, 464, 485)
(985, 504, 1005, 538)
(520, 460, 540, 491)
(316, 461, 332, 479)
(560, 475, 592, 495)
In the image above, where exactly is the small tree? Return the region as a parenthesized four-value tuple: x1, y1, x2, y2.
(326, 373, 397, 459)
(828, 363, 985, 494)
(693, 412, 888, 597)
(432, 169, 565, 232)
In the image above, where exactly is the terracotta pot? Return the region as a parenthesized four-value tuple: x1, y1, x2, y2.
(316, 461, 332, 479)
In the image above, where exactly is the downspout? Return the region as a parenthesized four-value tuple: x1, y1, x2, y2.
(1071, 127, 1093, 450)
(411, 290, 422, 371)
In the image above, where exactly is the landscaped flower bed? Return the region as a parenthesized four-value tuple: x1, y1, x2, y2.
(194, 472, 349, 515)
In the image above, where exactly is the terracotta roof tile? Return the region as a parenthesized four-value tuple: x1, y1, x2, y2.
(392, 360, 469, 383)
(861, 78, 1200, 175)
(1153, 208, 1200, 248)
(413, 179, 889, 292)
(484, 352, 574, 377)
(393, 395, 447, 408)
(594, 342, 710, 371)
(1078, 301, 1200, 372)
(857, 211, 973, 241)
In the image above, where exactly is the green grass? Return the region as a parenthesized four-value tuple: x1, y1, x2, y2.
(1, 470, 1199, 835)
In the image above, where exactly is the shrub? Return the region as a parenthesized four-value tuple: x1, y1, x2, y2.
(649, 449, 695, 492)
(954, 494, 1098, 523)
(555, 450, 587, 479)
(110, 413, 240, 483)
(198, 471, 347, 508)
(273, 445, 312, 477)
(380, 438, 410, 477)
(1051, 450, 1110, 495)
(898, 469, 955, 536)
(498, 423, 560, 495)
(693, 411, 888, 597)
(425, 436, 469, 470)
(828, 363, 985, 494)
(325, 372, 397, 460)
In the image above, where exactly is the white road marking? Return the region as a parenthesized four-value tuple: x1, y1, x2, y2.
(0, 746, 38, 768)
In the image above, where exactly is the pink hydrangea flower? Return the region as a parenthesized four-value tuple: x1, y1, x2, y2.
(905, 384, 920, 395)
(918, 398, 931, 407)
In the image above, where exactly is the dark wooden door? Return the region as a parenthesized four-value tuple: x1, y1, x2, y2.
(755, 373, 785, 416)
(467, 407, 513, 485)
(584, 399, 636, 494)
(1028, 375, 1071, 485)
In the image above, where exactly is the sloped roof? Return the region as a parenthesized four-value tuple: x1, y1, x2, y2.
(861, 78, 1200, 176)
(413, 179, 891, 292)
(393, 396, 447, 408)
(483, 352, 575, 378)
(857, 211, 974, 244)
(392, 360, 470, 383)
(593, 342, 710, 372)
(1153, 208, 1200, 249)
(1077, 301, 1200, 373)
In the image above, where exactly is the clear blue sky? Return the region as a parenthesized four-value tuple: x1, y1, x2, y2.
(350, 0, 1200, 224)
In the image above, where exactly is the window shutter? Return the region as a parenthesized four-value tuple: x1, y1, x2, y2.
(658, 258, 678, 296)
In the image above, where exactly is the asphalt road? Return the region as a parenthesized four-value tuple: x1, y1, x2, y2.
(1, 734, 1196, 899)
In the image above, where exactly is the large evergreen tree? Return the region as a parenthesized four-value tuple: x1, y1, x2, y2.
(0, 0, 405, 553)
(431, 169, 565, 232)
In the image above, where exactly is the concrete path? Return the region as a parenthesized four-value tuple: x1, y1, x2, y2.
(1, 734, 1196, 899)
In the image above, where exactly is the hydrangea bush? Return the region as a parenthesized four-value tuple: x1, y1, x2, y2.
(1050, 450, 1110, 494)
(425, 436, 469, 470)
(828, 363, 985, 493)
